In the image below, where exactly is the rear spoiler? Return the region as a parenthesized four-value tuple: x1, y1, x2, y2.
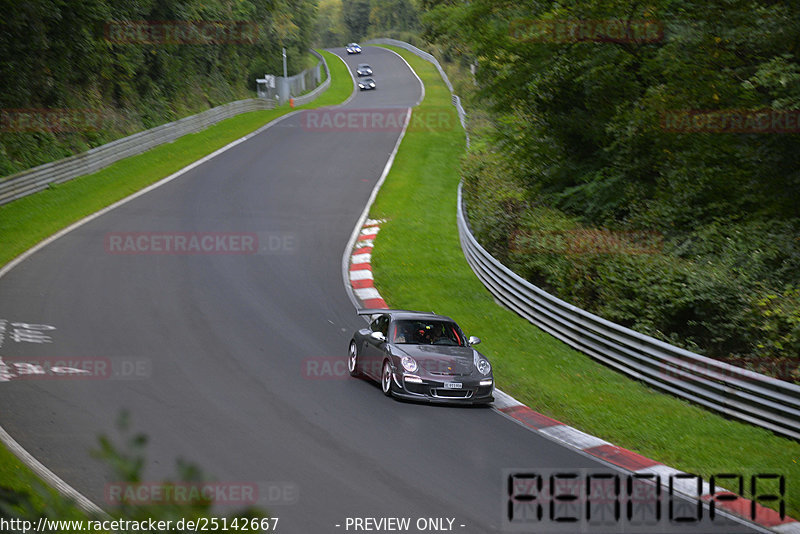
(356, 309, 434, 316)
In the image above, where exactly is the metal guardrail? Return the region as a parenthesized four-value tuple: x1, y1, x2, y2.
(0, 50, 330, 206)
(0, 99, 275, 206)
(370, 37, 800, 441)
(456, 185, 800, 440)
(293, 49, 331, 107)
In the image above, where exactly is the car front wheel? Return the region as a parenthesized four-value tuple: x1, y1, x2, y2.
(381, 360, 394, 397)
(348, 341, 360, 377)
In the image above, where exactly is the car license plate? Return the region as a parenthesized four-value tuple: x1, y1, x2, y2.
(445, 382, 462, 389)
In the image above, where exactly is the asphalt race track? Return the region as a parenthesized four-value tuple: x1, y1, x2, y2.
(0, 47, 760, 533)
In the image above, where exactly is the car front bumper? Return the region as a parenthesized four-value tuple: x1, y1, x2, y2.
(392, 372, 494, 405)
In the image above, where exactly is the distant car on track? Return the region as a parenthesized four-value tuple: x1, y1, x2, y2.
(358, 77, 376, 91)
(356, 63, 373, 76)
(346, 43, 362, 54)
(348, 309, 494, 404)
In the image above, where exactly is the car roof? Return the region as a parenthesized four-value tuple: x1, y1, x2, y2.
(357, 308, 455, 322)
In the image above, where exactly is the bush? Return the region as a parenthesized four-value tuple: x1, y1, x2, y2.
(461, 150, 526, 261)
(462, 150, 800, 381)
(747, 287, 800, 381)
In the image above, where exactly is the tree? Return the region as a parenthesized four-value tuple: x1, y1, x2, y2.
(369, 0, 419, 33)
(314, 0, 347, 47)
(342, 0, 371, 40)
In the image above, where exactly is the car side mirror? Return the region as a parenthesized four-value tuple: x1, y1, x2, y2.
(370, 331, 386, 343)
(468, 336, 481, 346)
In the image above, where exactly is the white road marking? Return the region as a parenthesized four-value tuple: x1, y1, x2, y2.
(10, 322, 55, 343)
(0, 358, 12, 382)
(0, 425, 106, 517)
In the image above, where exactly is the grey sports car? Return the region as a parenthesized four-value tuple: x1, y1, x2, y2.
(358, 77, 376, 91)
(348, 309, 494, 404)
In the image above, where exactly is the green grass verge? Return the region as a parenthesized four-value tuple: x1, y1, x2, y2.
(368, 44, 800, 517)
(0, 49, 352, 511)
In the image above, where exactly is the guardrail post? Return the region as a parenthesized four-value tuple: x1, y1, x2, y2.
(277, 76, 290, 103)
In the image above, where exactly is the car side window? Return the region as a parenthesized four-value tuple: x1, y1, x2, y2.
(377, 316, 389, 336)
(370, 315, 389, 335)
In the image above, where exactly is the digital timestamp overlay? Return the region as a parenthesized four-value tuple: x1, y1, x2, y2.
(503, 468, 786, 532)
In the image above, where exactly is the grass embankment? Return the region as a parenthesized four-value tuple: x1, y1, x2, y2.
(368, 45, 800, 517)
(0, 49, 352, 514)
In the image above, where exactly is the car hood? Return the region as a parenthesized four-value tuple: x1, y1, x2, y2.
(392, 344, 480, 376)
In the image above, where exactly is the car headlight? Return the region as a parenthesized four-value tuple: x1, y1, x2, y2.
(476, 359, 491, 375)
(401, 356, 418, 373)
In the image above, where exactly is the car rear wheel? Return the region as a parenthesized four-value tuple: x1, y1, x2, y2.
(348, 341, 360, 377)
(381, 360, 394, 397)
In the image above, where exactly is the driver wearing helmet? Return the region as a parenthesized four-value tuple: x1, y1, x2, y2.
(416, 324, 441, 344)
(415, 324, 431, 344)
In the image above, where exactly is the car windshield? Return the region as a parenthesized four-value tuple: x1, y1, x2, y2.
(390, 320, 466, 346)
